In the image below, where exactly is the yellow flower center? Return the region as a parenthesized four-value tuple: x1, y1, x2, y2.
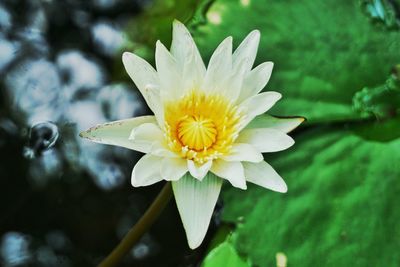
(177, 115, 217, 151)
(164, 90, 243, 164)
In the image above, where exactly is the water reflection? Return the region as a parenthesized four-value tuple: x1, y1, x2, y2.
(5, 59, 62, 124)
(57, 50, 106, 96)
(0, 232, 31, 267)
(91, 21, 125, 56)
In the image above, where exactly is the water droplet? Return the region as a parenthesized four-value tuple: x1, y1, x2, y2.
(24, 122, 59, 158)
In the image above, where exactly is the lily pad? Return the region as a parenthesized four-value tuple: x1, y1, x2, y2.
(202, 241, 251, 267)
(222, 127, 400, 266)
(189, 0, 400, 122)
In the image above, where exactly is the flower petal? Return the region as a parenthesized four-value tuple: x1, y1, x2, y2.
(221, 143, 263, 163)
(182, 43, 207, 94)
(79, 116, 156, 152)
(202, 37, 232, 94)
(246, 114, 305, 133)
(232, 30, 260, 74)
(128, 122, 164, 153)
(132, 154, 163, 187)
(172, 173, 222, 249)
(243, 161, 287, 193)
(122, 53, 162, 119)
(156, 40, 181, 99)
(160, 157, 188, 181)
(170, 20, 206, 74)
(211, 160, 246, 189)
(237, 128, 294, 152)
(238, 61, 274, 102)
(187, 160, 213, 180)
(238, 91, 282, 129)
(226, 58, 248, 103)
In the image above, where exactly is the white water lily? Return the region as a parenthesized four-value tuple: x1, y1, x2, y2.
(80, 20, 303, 249)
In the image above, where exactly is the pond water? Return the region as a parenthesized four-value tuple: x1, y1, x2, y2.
(0, 0, 217, 266)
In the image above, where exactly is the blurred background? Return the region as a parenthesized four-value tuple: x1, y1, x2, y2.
(0, 0, 399, 266)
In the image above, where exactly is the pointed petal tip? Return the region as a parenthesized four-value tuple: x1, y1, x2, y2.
(79, 129, 92, 139)
(250, 29, 261, 38)
(188, 238, 202, 250)
(274, 91, 282, 100)
(173, 19, 184, 26)
(278, 182, 288, 193)
(122, 51, 134, 64)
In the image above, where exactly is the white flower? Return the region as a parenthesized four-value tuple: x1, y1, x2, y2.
(80, 20, 304, 249)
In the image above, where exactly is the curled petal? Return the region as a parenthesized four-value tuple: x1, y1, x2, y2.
(132, 154, 163, 187)
(187, 160, 213, 180)
(237, 128, 294, 153)
(221, 143, 263, 163)
(243, 161, 287, 193)
(160, 157, 188, 181)
(238, 92, 282, 129)
(128, 122, 164, 153)
(211, 160, 246, 189)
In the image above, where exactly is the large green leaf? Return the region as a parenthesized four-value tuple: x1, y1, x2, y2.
(190, 0, 400, 122)
(202, 241, 251, 267)
(222, 127, 400, 266)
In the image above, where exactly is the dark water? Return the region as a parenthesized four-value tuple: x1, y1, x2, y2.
(0, 0, 217, 266)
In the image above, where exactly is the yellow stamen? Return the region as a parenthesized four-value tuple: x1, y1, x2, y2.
(164, 90, 243, 163)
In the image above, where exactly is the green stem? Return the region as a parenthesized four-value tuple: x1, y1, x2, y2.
(98, 182, 173, 267)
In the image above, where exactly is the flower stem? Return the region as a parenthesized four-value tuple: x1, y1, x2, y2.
(98, 182, 173, 267)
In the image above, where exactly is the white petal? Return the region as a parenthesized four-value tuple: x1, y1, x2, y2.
(128, 122, 164, 153)
(211, 160, 246, 189)
(79, 116, 156, 152)
(246, 114, 305, 133)
(237, 128, 294, 152)
(171, 20, 206, 74)
(160, 157, 188, 181)
(221, 143, 263, 163)
(202, 37, 232, 94)
(122, 53, 162, 119)
(232, 30, 260, 74)
(155, 41, 181, 99)
(238, 91, 282, 129)
(238, 62, 274, 102)
(187, 160, 212, 180)
(182, 43, 206, 94)
(131, 154, 163, 187)
(172, 172, 222, 249)
(225, 58, 248, 102)
(243, 161, 287, 193)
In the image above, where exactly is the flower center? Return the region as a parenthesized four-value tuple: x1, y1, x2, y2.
(177, 115, 217, 151)
(164, 90, 243, 163)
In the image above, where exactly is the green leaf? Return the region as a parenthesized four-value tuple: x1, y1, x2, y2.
(222, 128, 400, 266)
(190, 0, 400, 122)
(202, 241, 251, 267)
